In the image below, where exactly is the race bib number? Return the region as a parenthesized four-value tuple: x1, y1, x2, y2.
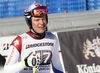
(36, 50, 52, 65)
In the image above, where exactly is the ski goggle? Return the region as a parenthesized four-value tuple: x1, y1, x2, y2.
(24, 6, 48, 17)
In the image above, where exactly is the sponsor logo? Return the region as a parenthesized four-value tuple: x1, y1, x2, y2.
(23, 35, 27, 39)
(3, 43, 10, 50)
(39, 65, 50, 70)
(25, 42, 54, 49)
(24, 65, 50, 71)
(83, 36, 100, 59)
(76, 63, 100, 73)
(6, 47, 15, 65)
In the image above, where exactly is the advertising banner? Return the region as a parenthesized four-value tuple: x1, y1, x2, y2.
(58, 28, 100, 73)
(0, 35, 16, 73)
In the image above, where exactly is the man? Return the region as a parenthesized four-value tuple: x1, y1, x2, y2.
(4, 3, 64, 73)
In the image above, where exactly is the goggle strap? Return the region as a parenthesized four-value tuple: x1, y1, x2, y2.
(24, 12, 31, 16)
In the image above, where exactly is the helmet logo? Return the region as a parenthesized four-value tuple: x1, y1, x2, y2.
(35, 3, 41, 7)
(24, 6, 28, 12)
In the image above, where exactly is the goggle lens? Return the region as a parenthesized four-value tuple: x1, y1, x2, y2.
(31, 6, 48, 16)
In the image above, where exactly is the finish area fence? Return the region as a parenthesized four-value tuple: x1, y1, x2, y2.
(0, 0, 100, 18)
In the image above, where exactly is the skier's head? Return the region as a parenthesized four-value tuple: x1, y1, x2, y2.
(24, 3, 48, 36)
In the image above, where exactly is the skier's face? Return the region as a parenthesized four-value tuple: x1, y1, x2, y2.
(31, 15, 47, 34)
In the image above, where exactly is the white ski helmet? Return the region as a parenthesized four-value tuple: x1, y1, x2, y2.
(24, 3, 48, 29)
